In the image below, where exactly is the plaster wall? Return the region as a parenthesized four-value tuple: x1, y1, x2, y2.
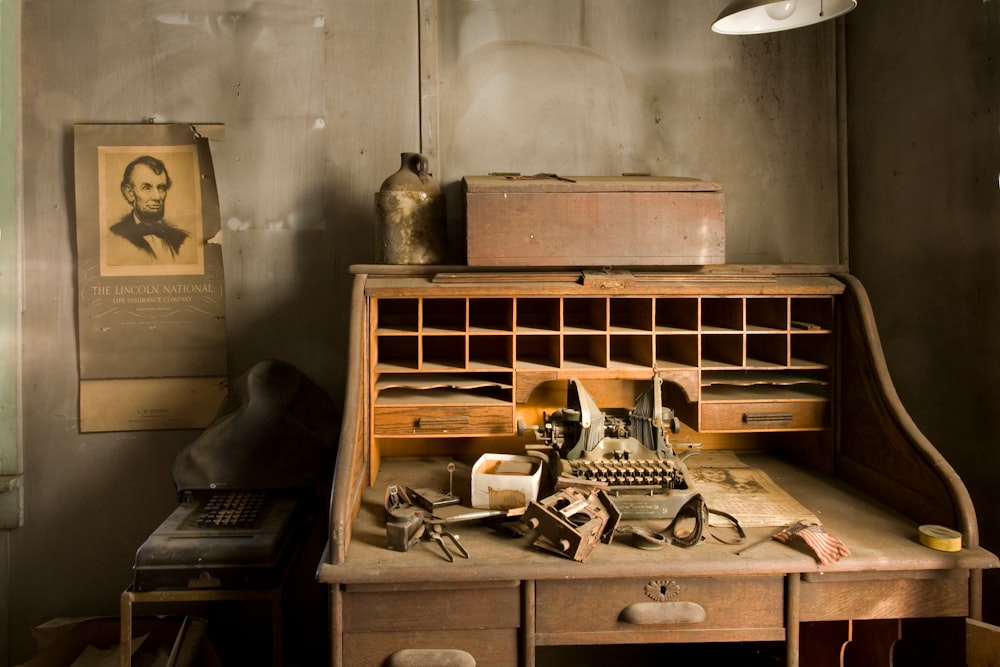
(846, 0, 1000, 621)
(3, 0, 965, 663)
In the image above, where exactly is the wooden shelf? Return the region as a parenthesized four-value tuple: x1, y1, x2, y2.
(369, 285, 840, 446)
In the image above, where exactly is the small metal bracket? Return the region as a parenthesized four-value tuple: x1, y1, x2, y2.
(580, 270, 635, 289)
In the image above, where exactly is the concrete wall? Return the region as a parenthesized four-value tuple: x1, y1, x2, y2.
(846, 0, 1000, 621)
(7, 0, 996, 663)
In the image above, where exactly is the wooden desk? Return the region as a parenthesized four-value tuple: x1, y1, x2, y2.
(318, 454, 995, 666)
(318, 266, 998, 666)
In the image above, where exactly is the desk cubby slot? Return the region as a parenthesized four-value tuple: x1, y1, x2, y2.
(747, 297, 789, 331)
(610, 333, 654, 369)
(516, 298, 561, 333)
(701, 297, 744, 331)
(655, 297, 699, 332)
(516, 334, 560, 369)
(611, 297, 653, 332)
(790, 332, 833, 368)
(655, 333, 699, 368)
(422, 335, 467, 370)
(563, 333, 608, 369)
(701, 370, 830, 395)
(791, 297, 834, 331)
(374, 372, 514, 406)
(375, 335, 419, 371)
(468, 334, 514, 370)
(376, 298, 419, 333)
(563, 297, 607, 332)
(746, 333, 790, 368)
(422, 298, 467, 333)
(702, 333, 744, 369)
(469, 298, 514, 332)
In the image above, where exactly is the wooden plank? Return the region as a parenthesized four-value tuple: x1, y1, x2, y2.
(967, 618, 1000, 667)
(799, 577, 969, 621)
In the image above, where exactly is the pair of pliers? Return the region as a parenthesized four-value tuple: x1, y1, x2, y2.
(423, 517, 470, 562)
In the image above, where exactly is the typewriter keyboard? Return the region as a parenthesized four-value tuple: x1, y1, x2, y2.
(566, 458, 687, 489)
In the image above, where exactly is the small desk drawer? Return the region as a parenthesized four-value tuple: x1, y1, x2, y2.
(343, 582, 521, 632)
(535, 576, 785, 644)
(374, 406, 513, 436)
(700, 400, 828, 432)
(344, 629, 519, 667)
(342, 582, 522, 667)
(799, 574, 970, 621)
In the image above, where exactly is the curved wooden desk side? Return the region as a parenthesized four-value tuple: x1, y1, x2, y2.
(836, 272, 983, 617)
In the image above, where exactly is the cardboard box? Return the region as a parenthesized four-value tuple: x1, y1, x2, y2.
(471, 454, 543, 510)
(464, 175, 725, 266)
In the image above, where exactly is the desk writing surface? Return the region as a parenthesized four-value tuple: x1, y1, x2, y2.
(317, 453, 997, 586)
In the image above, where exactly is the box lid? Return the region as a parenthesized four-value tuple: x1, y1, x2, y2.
(463, 174, 722, 194)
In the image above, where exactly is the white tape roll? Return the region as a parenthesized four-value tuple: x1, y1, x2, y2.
(918, 524, 962, 552)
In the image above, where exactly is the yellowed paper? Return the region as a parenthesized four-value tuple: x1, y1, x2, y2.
(79, 378, 227, 433)
(74, 124, 227, 432)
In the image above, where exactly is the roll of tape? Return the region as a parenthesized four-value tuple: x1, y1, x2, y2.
(918, 524, 962, 552)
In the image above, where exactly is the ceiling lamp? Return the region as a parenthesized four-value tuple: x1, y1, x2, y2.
(711, 0, 857, 34)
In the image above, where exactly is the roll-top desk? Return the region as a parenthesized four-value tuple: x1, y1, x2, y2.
(317, 265, 998, 666)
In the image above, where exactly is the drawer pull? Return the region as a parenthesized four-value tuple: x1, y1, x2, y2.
(619, 601, 706, 625)
(742, 412, 793, 424)
(417, 415, 471, 429)
(387, 648, 476, 667)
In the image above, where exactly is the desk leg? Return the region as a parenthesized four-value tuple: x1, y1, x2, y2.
(523, 580, 535, 667)
(271, 589, 283, 667)
(120, 591, 133, 667)
(786, 574, 800, 667)
(329, 585, 343, 667)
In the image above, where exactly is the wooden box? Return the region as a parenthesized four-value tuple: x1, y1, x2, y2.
(463, 175, 725, 266)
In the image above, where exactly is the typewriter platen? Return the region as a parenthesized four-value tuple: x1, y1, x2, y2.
(522, 377, 698, 520)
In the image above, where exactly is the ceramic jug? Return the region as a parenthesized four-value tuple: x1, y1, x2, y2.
(375, 152, 447, 264)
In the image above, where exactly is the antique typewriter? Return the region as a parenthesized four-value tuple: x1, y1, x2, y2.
(131, 359, 338, 591)
(522, 377, 697, 520)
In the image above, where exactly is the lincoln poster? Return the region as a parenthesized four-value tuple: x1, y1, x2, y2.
(74, 123, 228, 432)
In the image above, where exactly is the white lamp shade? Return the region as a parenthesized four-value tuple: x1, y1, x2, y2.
(712, 0, 857, 34)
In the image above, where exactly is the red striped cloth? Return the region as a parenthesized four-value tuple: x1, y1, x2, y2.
(774, 522, 850, 565)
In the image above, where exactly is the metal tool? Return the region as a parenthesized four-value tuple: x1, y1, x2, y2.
(521, 486, 621, 562)
(383, 482, 477, 562)
(423, 518, 470, 562)
(410, 461, 461, 511)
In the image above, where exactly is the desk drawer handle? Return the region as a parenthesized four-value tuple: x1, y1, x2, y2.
(619, 601, 706, 625)
(387, 649, 476, 667)
(743, 412, 793, 424)
(417, 416, 471, 429)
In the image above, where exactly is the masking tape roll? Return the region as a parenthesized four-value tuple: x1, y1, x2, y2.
(918, 524, 962, 552)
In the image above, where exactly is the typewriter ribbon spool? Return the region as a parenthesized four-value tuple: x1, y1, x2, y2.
(917, 524, 962, 552)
